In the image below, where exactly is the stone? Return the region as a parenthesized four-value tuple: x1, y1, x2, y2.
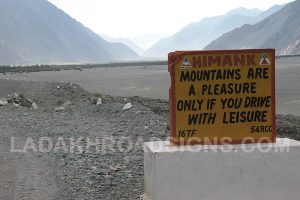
(19, 96, 33, 108)
(96, 98, 102, 106)
(0, 98, 8, 106)
(122, 103, 132, 110)
(13, 103, 20, 108)
(95, 169, 108, 176)
(62, 101, 72, 107)
(31, 102, 38, 110)
(55, 107, 66, 112)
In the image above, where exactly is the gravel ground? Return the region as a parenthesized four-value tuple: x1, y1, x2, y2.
(0, 80, 168, 200)
(0, 79, 299, 200)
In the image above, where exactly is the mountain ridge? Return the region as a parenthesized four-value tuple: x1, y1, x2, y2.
(204, 0, 300, 55)
(143, 4, 285, 58)
(0, 0, 138, 65)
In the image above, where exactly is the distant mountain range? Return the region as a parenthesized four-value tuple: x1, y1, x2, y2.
(205, 0, 300, 55)
(99, 34, 144, 55)
(143, 5, 285, 58)
(0, 0, 138, 65)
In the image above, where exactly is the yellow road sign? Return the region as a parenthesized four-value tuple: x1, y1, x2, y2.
(168, 49, 276, 145)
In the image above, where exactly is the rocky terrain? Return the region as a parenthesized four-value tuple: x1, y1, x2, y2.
(0, 80, 168, 199)
(0, 79, 299, 199)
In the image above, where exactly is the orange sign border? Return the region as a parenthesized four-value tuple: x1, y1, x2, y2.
(168, 49, 276, 146)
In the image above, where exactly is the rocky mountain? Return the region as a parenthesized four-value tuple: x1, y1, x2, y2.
(0, 0, 138, 65)
(205, 0, 300, 55)
(143, 5, 284, 58)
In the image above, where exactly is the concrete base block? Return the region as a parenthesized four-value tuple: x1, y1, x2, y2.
(144, 138, 300, 200)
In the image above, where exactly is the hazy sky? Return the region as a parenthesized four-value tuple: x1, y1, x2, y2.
(48, 0, 293, 48)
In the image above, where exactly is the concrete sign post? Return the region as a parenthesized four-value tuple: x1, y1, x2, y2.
(144, 139, 300, 200)
(168, 49, 276, 145)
